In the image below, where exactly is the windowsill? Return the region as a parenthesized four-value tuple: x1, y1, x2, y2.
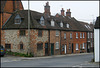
(76, 49, 79, 51)
(56, 35, 59, 36)
(56, 48, 59, 50)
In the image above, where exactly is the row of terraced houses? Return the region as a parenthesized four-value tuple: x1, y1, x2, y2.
(1, 1, 94, 57)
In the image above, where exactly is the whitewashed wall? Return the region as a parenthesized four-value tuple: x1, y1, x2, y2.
(94, 29, 100, 62)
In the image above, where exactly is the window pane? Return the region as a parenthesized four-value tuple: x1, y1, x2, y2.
(38, 30, 42, 37)
(20, 30, 25, 36)
(20, 44, 23, 50)
(76, 43, 78, 50)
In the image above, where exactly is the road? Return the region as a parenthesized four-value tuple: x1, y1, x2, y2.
(1, 53, 99, 67)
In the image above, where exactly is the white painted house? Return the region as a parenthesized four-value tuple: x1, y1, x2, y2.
(94, 16, 100, 62)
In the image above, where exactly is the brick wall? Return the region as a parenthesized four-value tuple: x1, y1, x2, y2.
(73, 32, 87, 53)
(61, 31, 73, 54)
(50, 30, 60, 55)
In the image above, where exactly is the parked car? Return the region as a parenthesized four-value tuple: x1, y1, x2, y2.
(0, 45, 6, 57)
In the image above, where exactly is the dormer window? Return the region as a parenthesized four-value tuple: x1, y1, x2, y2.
(51, 19, 55, 26)
(66, 23, 69, 28)
(60, 21, 63, 27)
(15, 14, 21, 24)
(40, 16, 45, 26)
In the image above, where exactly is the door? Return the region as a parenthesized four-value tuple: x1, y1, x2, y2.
(45, 43, 48, 56)
(65, 45, 66, 54)
(51, 43, 54, 55)
(72, 44, 73, 53)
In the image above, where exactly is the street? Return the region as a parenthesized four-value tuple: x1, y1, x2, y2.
(1, 53, 99, 67)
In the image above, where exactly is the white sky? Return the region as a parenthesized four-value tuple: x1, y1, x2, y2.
(21, 1, 99, 24)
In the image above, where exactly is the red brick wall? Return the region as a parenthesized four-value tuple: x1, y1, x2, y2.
(4, 1, 23, 13)
(73, 32, 87, 53)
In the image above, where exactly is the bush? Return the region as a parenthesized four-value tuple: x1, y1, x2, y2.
(6, 51, 34, 57)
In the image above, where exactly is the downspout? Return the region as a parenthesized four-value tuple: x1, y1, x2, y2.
(60, 30, 61, 55)
(48, 29, 50, 56)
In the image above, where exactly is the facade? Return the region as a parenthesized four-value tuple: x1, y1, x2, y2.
(79, 21, 94, 52)
(0, 0, 24, 46)
(1, 1, 94, 57)
(94, 16, 100, 62)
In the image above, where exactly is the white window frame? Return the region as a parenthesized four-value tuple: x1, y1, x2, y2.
(64, 33, 66, 39)
(82, 43, 85, 49)
(76, 33, 78, 39)
(88, 32, 89, 39)
(40, 16, 45, 26)
(55, 42, 59, 49)
(51, 19, 55, 26)
(91, 42, 92, 47)
(76, 43, 79, 50)
(91, 33, 92, 38)
(15, 14, 21, 24)
(80, 33, 82, 38)
(66, 23, 69, 28)
(56, 30, 59, 36)
(83, 33, 85, 38)
(70, 33, 72, 39)
(60, 21, 63, 27)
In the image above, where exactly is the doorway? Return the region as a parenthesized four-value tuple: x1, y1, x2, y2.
(51, 43, 54, 55)
(72, 43, 73, 53)
(65, 45, 67, 54)
(45, 43, 48, 56)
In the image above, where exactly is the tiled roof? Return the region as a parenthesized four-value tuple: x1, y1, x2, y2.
(2, 10, 92, 32)
(78, 21, 94, 32)
(94, 16, 100, 29)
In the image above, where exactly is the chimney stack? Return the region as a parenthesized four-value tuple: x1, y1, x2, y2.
(44, 2, 51, 18)
(61, 8, 65, 16)
(66, 8, 71, 17)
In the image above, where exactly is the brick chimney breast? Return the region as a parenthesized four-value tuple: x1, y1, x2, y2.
(61, 8, 65, 16)
(66, 9, 71, 17)
(44, 2, 51, 18)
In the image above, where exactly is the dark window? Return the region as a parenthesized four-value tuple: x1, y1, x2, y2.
(15, 19, 21, 24)
(38, 30, 42, 37)
(20, 44, 23, 50)
(20, 30, 25, 36)
(5, 44, 11, 49)
(37, 43, 43, 51)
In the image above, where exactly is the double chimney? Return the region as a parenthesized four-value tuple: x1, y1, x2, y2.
(60, 8, 71, 17)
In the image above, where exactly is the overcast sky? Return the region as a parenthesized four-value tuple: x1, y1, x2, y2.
(21, 1, 99, 24)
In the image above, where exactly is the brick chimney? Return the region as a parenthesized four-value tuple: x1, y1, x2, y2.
(44, 2, 51, 18)
(66, 8, 71, 17)
(61, 8, 65, 16)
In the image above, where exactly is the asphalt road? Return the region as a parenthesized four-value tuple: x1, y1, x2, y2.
(1, 53, 99, 67)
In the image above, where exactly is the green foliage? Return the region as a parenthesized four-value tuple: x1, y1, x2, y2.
(6, 51, 34, 57)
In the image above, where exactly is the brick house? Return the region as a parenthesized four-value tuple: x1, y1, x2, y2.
(1, 1, 94, 57)
(0, 0, 24, 46)
(79, 21, 94, 52)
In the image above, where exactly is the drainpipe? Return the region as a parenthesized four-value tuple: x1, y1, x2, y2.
(48, 30, 50, 56)
(60, 30, 61, 55)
